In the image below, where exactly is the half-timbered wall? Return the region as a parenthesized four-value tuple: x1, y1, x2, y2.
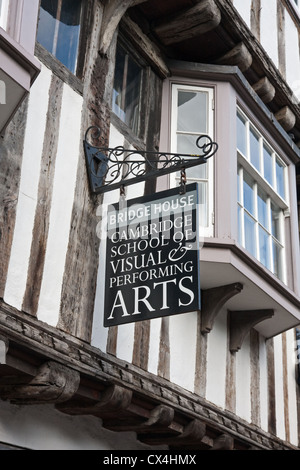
(1, 0, 300, 450)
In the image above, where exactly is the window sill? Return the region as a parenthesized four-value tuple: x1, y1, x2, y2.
(199, 237, 300, 338)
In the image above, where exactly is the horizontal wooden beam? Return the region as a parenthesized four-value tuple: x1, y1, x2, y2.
(275, 106, 296, 132)
(215, 42, 252, 72)
(252, 77, 276, 104)
(153, 0, 221, 46)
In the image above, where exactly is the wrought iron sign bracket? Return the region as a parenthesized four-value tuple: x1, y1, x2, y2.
(83, 126, 218, 195)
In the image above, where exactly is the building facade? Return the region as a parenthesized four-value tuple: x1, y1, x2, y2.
(0, 0, 300, 450)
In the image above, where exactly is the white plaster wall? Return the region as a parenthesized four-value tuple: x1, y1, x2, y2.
(37, 84, 82, 325)
(286, 329, 298, 446)
(205, 307, 227, 409)
(147, 317, 161, 375)
(236, 332, 251, 423)
(169, 311, 198, 392)
(233, 0, 251, 27)
(4, 64, 52, 310)
(273, 334, 286, 440)
(260, 0, 279, 68)
(0, 400, 166, 450)
(285, 12, 300, 101)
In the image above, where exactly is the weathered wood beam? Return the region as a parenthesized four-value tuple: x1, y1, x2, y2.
(122, 14, 170, 78)
(274, 106, 296, 132)
(99, 0, 148, 54)
(201, 283, 243, 334)
(229, 309, 274, 353)
(252, 76, 275, 104)
(139, 419, 206, 446)
(211, 433, 234, 450)
(0, 361, 80, 404)
(153, 0, 221, 46)
(215, 42, 252, 72)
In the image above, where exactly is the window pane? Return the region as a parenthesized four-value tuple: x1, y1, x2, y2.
(276, 158, 285, 199)
(271, 203, 281, 241)
(112, 44, 142, 134)
(259, 227, 270, 269)
(244, 213, 256, 257)
(263, 144, 273, 185)
(177, 91, 207, 133)
(257, 188, 268, 228)
(198, 182, 208, 227)
(250, 126, 260, 170)
(243, 171, 255, 215)
(237, 205, 242, 244)
(272, 240, 281, 278)
(237, 113, 247, 156)
(37, 0, 81, 74)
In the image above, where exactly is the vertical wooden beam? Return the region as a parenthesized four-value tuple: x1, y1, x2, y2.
(250, 0, 261, 41)
(277, 0, 286, 78)
(226, 313, 236, 413)
(250, 329, 260, 427)
(282, 332, 290, 442)
(22, 75, 63, 316)
(266, 338, 276, 435)
(194, 313, 207, 396)
(158, 317, 170, 380)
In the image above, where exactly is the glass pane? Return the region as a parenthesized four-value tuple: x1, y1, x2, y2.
(259, 227, 270, 269)
(271, 203, 281, 241)
(263, 144, 273, 185)
(272, 240, 281, 278)
(276, 158, 285, 199)
(237, 205, 242, 244)
(177, 134, 207, 179)
(250, 126, 260, 171)
(257, 188, 268, 228)
(37, 0, 81, 74)
(244, 213, 256, 257)
(237, 170, 241, 203)
(112, 44, 142, 134)
(177, 91, 207, 133)
(237, 113, 247, 156)
(197, 182, 208, 227)
(243, 171, 255, 215)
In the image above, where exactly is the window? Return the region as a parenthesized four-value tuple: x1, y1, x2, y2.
(237, 108, 288, 281)
(170, 83, 215, 236)
(0, 0, 9, 29)
(37, 0, 82, 74)
(112, 42, 143, 136)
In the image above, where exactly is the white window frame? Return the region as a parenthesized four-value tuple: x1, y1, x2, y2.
(170, 83, 215, 238)
(0, 0, 9, 30)
(236, 107, 289, 283)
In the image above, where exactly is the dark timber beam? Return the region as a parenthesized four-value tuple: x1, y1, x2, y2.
(252, 77, 276, 104)
(215, 42, 252, 72)
(201, 283, 243, 334)
(229, 309, 274, 353)
(212, 433, 234, 450)
(153, 0, 221, 46)
(274, 106, 296, 132)
(0, 361, 80, 404)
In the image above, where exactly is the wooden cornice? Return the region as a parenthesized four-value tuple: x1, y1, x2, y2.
(0, 300, 296, 450)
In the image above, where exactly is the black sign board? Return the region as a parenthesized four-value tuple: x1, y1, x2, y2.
(104, 183, 200, 327)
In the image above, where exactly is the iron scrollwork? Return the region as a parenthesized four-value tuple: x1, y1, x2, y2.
(83, 126, 218, 194)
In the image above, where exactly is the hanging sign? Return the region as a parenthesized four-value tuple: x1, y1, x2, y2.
(104, 183, 200, 327)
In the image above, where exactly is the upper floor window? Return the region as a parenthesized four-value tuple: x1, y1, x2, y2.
(37, 0, 82, 74)
(237, 108, 288, 282)
(0, 0, 9, 29)
(112, 42, 143, 136)
(170, 83, 215, 236)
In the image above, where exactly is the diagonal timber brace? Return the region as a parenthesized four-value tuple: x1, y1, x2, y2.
(229, 309, 274, 352)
